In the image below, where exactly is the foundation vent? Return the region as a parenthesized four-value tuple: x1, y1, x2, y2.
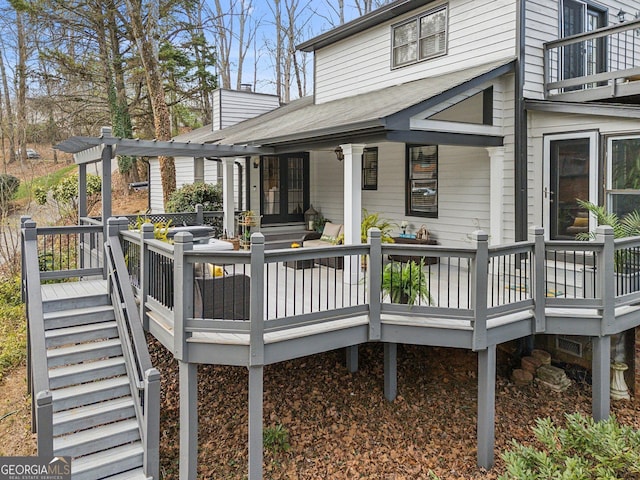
(556, 336, 583, 358)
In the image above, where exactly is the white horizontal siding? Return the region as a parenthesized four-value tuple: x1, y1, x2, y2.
(212, 89, 280, 131)
(314, 0, 517, 103)
(310, 141, 492, 248)
(149, 159, 164, 213)
(528, 110, 640, 232)
(175, 156, 195, 189)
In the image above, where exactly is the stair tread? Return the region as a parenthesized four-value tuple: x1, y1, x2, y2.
(47, 338, 122, 359)
(49, 357, 125, 380)
(45, 321, 118, 338)
(44, 304, 114, 319)
(71, 441, 143, 474)
(53, 396, 135, 426)
(102, 467, 149, 480)
(52, 376, 130, 402)
(53, 418, 139, 451)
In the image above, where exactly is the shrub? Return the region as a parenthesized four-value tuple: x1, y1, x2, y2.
(50, 173, 101, 220)
(499, 413, 640, 479)
(0, 174, 20, 212)
(0, 275, 26, 380)
(263, 424, 290, 454)
(166, 182, 222, 213)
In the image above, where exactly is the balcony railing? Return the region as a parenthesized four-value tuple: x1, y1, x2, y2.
(544, 17, 640, 101)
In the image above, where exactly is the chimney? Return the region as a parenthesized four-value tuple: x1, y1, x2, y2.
(240, 83, 253, 92)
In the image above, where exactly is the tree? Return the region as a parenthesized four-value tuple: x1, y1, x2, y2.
(123, 0, 175, 204)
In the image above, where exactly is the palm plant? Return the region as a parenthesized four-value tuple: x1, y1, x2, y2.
(575, 199, 640, 240)
(361, 209, 396, 243)
(576, 199, 640, 272)
(381, 259, 433, 305)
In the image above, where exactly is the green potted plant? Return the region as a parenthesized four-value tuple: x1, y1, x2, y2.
(381, 259, 433, 305)
(361, 209, 396, 243)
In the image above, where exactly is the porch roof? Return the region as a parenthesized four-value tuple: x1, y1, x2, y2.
(174, 57, 515, 152)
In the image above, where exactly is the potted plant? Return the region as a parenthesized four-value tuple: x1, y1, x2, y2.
(361, 209, 396, 243)
(381, 259, 433, 305)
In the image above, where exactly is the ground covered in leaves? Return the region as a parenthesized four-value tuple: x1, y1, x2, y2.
(149, 339, 640, 479)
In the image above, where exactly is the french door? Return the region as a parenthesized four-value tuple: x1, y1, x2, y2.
(544, 132, 598, 240)
(260, 153, 309, 224)
(562, 0, 606, 88)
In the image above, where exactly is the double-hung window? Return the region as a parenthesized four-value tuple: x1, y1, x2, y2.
(607, 135, 640, 218)
(407, 145, 438, 217)
(392, 5, 448, 68)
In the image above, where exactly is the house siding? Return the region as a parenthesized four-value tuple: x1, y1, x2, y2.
(149, 159, 164, 213)
(528, 110, 640, 229)
(212, 89, 280, 131)
(310, 142, 492, 248)
(314, 0, 517, 104)
(524, 0, 640, 99)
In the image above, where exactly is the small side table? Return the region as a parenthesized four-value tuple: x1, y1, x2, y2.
(389, 236, 439, 265)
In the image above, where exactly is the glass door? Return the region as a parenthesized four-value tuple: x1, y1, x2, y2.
(260, 153, 309, 224)
(544, 133, 598, 240)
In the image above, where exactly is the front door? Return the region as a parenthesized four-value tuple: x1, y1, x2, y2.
(544, 132, 598, 240)
(260, 153, 309, 224)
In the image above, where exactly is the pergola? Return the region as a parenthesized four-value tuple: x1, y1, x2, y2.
(55, 126, 273, 236)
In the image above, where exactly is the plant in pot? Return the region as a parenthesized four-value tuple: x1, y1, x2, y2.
(361, 209, 395, 270)
(381, 259, 433, 305)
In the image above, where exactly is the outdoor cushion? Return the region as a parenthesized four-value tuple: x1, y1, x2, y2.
(319, 222, 342, 244)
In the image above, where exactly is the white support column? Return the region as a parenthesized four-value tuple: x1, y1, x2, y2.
(486, 147, 505, 246)
(342, 144, 365, 284)
(222, 158, 236, 237)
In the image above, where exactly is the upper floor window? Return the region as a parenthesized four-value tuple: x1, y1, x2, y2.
(392, 5, 448, 68)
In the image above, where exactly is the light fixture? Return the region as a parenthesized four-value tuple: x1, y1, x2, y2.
(253, 159, 259, 169)
(334, 146, 344, 161)
(618, 8, 626, 23)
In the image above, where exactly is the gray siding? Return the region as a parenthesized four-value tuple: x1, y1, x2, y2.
(314, 0, 517, 103)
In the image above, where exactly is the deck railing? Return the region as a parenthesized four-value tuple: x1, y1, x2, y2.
(105, 219, 160, 480)
(544, 18, 640, 98)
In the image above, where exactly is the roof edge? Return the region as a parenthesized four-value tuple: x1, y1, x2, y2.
(297, 0, 437, 52)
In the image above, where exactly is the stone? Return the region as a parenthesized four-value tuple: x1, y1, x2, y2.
(521, 356, 542, 374)
(511, 368, 534, 386)
(536, 364, 571, 392)
(531, 349, 551, 365)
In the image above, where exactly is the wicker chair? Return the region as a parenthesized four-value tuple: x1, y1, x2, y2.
(193, 273, 251, 320)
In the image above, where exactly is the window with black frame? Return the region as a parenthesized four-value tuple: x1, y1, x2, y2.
(407, 145, 438, 217)
(362, 148, 378, 190)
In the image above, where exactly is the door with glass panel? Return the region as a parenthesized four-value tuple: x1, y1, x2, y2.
(545, 133, 597, 240)
(260, 153, 309, 224)
(561, 0, 606, 89)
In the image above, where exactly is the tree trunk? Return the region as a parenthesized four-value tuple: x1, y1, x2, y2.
(0, 39, 16, 165)
(124, 0, 175, 204)
(15, 11, 28, 166)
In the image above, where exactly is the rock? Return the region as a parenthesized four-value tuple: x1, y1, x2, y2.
(536, 364, 571, 392)
(511, 368, 533, 386)
(531, 349, 551, 365)
(521, 356, 542, 374)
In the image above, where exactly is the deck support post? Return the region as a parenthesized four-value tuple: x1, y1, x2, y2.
(248, 365, 264, 480)
(346, 346, 358, 373)
(477, 344, 496, 469)
(179, 361, 198, 480)
(592, 335, 611, 421)
(384, 343, 397, 401)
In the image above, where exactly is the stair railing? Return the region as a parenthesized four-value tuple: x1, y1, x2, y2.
(105, 218, 160, 480)
(20, 219, 53, 458)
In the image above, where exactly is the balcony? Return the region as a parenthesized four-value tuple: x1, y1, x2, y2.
(544, 17, 640, 102)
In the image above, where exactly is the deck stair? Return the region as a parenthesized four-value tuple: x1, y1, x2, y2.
(42, 288, 150, 480)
